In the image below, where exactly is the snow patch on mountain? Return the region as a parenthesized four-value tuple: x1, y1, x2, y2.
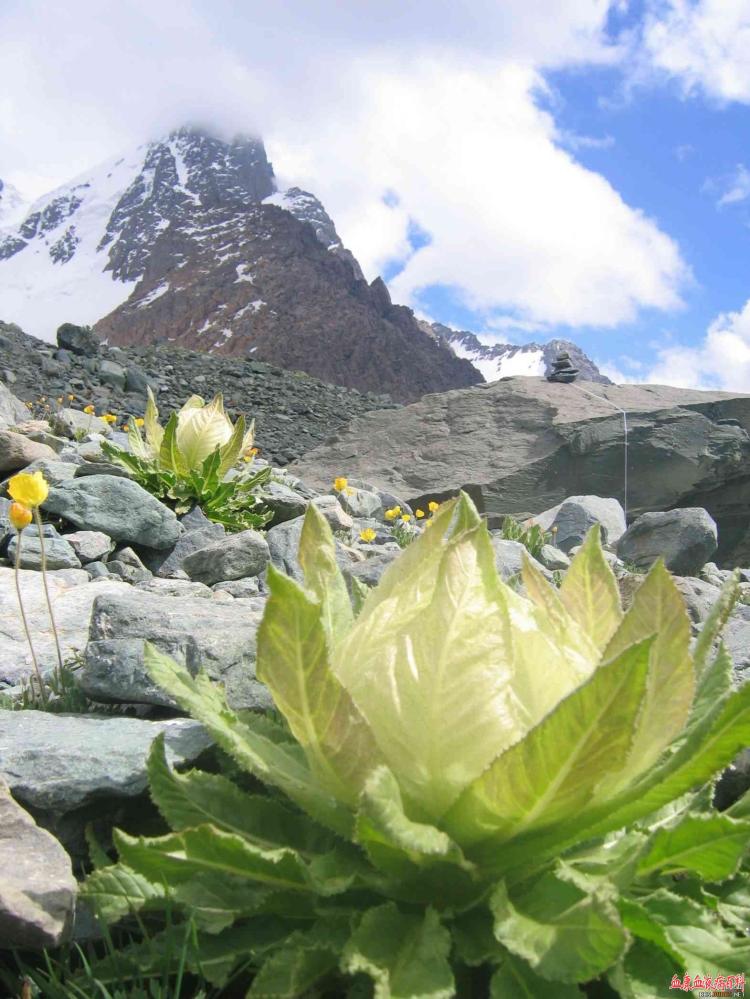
(0, 180, 27, 227)
(427, 322, 611, 384)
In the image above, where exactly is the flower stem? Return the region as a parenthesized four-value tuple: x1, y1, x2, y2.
(13, 530, 47, 707)
(34, 508, 64, 674)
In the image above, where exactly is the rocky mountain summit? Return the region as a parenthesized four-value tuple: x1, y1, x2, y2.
(427, 322, 610, 383)
(0, 127, 479, 402)
(289, 375, 750, 567)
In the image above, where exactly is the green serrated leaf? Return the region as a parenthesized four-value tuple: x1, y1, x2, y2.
(607, 939, 680, 999)
(693, 571, 740, 678)
(159, 412, 186, 476)
(114, 825, 312, 892)
(450, 906, 503, 967)
(603, 561, 694, 789)
(298, 502, 354, 644)
(712, 875, 750, 931)
(445, 639, 652, 852)
(80, 862, 167, 923)
(143, 644, 354, 836)
(623, 887, 750, 976)
(559, 525, 622, 652)
(147, 734, 333, 855)
(216, 412, 246, 477)
(342, 903, 454, 999)
(143, 386, 163, 451)
(248, 917, 351, 998)
(490, 872, 628, 984)
(257, 567, 380, 805)
(637, 812, 750, 881)
(490, 953, 585, 997)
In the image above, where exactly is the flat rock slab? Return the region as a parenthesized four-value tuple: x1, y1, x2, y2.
(0, 711, 212, 814)
(0, 567, 128, 686)
(288, 378, 750, 566)
(0, 779, 76, 948)
(82, 589, 273, 710)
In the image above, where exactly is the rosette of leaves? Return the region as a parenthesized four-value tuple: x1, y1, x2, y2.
(82, 494, 750, 997)
(102, 389, 271, 531)
(499, 514, 549, 558)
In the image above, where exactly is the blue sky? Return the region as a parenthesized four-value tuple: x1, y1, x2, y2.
(1, 0, 749, 390)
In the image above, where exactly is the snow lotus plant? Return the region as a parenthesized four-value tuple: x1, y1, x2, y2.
(82, 494, 750, 997)
(102, 389, 271, 530)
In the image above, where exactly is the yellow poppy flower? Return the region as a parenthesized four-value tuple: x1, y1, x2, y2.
(134, 417, 145, 428)
(428, 500, 439, 513)
(359, 527, 377, 543)
(8, 471, 49, 509)
(67, 394, 75, 401)
(9, 502, 32, 531)
(384, 506, 401, 521)
(83, 405, 95, 415)
(102, 413, 118, 425)
(415, 509, 425, 519)
(401, 514, 412, 523)
(333, 477, 348, 493)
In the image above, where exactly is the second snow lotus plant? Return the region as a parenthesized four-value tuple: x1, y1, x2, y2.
(83, 494, 750, 996)
(102, 389, 271, 531)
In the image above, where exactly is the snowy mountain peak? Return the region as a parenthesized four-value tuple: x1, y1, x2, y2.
(0, 127, 361, 342)
(427, 322, 610, 384)
(0, 179, 27, 228)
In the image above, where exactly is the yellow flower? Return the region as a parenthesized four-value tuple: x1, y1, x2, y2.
(428, 500, 439, 513)
(401, 514, 412, 523)
(333, 477, 348, 493)
(359, 527, 377, 543)
(8, 471, 49, 509)
(9, 502, 32, 531)
(83, 405, 95, 415)
(134, 417, 145, 428)
(25, 401, 33, 409)
(384, 506, 401, 521)
(123, 424, 130, 432)
(415, 509, 425, 519)
(56, 396, 63, 404)
(67, 394, 75, 401)
(102, 413, 118, 425)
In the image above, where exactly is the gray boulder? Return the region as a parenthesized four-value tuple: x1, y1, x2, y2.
(42, 475, 181, 549)
(267, 514, 362, 583)
(63, 530, 114, 563)
(533, 495, 626, 552)
(336, 486, 383, 520)
(0, 567, 128, 686)
(490, 537, 550, 582)
(0, 429, 57, 473)
(0, 382, 28, 428)
(19, 456, 79, 487)
(56, 323, 99, 356)
(54, 407, 111, 439)
(135, 577, 214, 599)
(343, 550, 399, 589)
(182, 530, 270, 585)
(537, 544, 571, 571)
(7, 527, 81, 570)
(81, 589, 273, 710)
(311, 494, 353, 530)
(0, 779, 76, 948)
(617, 508, 718, 575)
(0, 711, 212, 814)
(260, 481, 309, 524)
(288, 379, 750, 567)
(98, 359, 126, 390)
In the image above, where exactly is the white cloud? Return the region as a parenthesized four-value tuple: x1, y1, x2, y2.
(646, 299, 750, 392)
(643, 0, 750, 103)
(0, 0, 690, 329)
(715, 164, 750, 207)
